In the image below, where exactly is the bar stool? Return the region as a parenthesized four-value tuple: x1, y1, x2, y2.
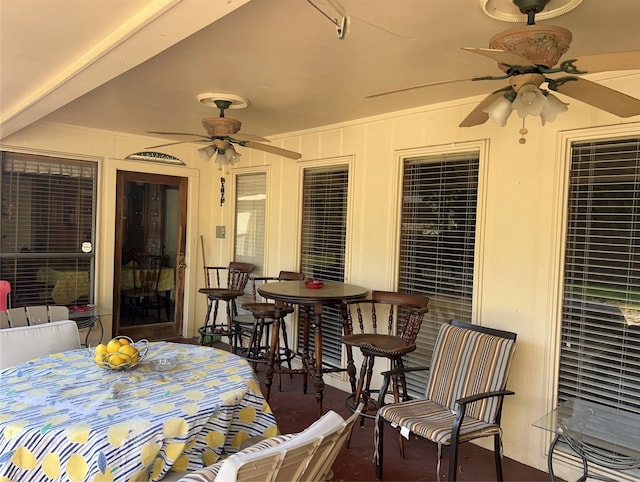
(341, 290, 429, 438)
(198, 262, 254, 352)
(238, 271, 304, 384)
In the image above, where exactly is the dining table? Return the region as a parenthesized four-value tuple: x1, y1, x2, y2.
(257, 280, 368, 416)
(0, 342, 278, 482)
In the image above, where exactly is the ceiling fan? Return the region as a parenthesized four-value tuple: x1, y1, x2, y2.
(367, 0, 640, 131)
(146, 96, 302, 162)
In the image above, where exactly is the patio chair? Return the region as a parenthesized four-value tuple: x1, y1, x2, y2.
(48, 305, 70, 321)
(341, 291, 430, 428)
(122, 255, 166, 321)
(374, 320, 517, 481)
(165, 403, 364, 482)
(6, 307, 29, 327)
(0, 319, 81, 369)
(26, 305, 49, 325)
(198, 262, 254, 352)
(0, 280, 10, 311)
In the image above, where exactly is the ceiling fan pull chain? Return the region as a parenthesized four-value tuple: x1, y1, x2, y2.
(519, 118, 528, 144)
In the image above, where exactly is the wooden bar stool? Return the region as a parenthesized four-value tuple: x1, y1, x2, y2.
(341, 290, 430, 436)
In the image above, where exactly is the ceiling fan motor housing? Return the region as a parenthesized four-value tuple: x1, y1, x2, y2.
(202, 117, 242, 137)
(490, 23, 572, 70)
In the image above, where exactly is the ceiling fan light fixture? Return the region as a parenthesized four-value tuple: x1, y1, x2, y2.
(512, 84, 546, 117)
(540, 91, 568, 125)
(198, 145, 217, 162)
(484, 95, 514, 126)
(214, 145, 242, 172)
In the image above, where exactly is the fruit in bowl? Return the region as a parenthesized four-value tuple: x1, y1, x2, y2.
(93, 336, 148, 370)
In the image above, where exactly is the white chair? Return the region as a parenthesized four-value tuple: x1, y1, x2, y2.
(0, 319, 81, 369)
(48, 305, 70, 321)
(26, 305, 49, 325)
(6, 307, 29, 327)
(165, 404, 363, 482)
(0, 311, 9, 329)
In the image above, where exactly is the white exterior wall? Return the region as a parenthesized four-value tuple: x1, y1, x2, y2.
(2, 71, 639, 480)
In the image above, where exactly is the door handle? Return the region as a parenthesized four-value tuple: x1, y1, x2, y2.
(178, 262, 187, 269)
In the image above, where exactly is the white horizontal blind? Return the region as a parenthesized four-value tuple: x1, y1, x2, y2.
(299, 164, 349, 367)
(398, 152, 479, 395)
(559, 137, 640, 414)
(0, 151, 97, 307)
(234, 172, 266, 309)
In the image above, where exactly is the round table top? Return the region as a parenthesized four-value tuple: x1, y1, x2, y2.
(258, 280, 368, 305)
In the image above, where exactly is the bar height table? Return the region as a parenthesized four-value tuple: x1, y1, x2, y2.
(258, 280, 368, 416)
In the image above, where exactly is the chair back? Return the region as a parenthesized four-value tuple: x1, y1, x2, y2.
(6, 307, 29, 327)
(426, 320, 517, 424)
(344, 290, 430, 344)
(0, 319, 81, 369)
(26, 305, 49, 325)
(227, 262, 254, 291)
(213, 405, 361, 482)
(0, 311, 9, 329)
(134, 255, 164, 292)
(0, 280, 11, 311)
(48, 305, 70, 322)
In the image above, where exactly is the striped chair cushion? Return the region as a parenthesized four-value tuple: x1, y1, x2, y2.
(378, 399, 501, 445)
(425, 323, 515, 423)
(173, 434, 295, 482)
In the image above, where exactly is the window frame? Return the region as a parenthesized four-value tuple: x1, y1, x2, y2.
(544, 123, 640, 480)
(0, 149, 99, 307)
(394, 141, 488, 395)
(297, 156, 354, 368)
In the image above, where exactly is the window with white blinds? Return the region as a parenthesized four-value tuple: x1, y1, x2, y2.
(398, 151, 479, 395)
(0, 151, 97, 307)
(559, 137, 640, 414)
(299, 164, 349, 368)
(234, 172, 266, 309)
(234, 172, 266, 274)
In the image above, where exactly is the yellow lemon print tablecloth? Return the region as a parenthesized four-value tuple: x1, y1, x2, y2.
(0, 342, 278, 481)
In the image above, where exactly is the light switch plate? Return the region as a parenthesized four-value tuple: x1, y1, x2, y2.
(215, 225, 226, 239)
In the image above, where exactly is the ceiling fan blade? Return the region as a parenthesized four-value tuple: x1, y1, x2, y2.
(462, 47, 536, 68)
(146, 138, 212, 149)
(243, 141, 302, 160)
(148, 131, 210, 140)
(550, 77, 640, 118)
(458, 90, 509, 128)
(565, 50, 640, 74)
(230, 133, 270, 142)
(366, 76, 487, 99)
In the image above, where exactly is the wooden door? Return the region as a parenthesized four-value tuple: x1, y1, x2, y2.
(113, 170, 188, 340)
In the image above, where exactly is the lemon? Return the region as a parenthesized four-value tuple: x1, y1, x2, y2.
(107, 354, 126, 367)
(106, 338, 122, 354)
(118, 338, 131, 346)
(118, 345, 138, 364)
(94, 354, 105, 365)
(95, 344, 108, 356)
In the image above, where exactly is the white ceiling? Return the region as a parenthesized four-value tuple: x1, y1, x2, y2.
(1, 0, 639, 144)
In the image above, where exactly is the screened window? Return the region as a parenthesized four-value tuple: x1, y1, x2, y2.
(299, 163, 349, 367)
(398, 151, 479, 394)
(559, 137, 640, 414)
(0, 151, 97, 307)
